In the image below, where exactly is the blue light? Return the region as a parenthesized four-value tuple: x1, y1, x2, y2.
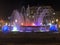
(25, 27, 32, 32)
(49, 24, 58, 32)
(2, 25, 9, 32)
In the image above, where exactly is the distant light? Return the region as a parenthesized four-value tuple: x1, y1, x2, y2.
(15, 19, 18, 23)
(32, 16, 34, 18)
(21, 23, 24, 25)
(5, 23, 8, 25)
(59, 25, 60, 28)
(48, 23, 51, 25)
(40, 23, 42, 25)
(56, 19, 58, 22)
(32, 23, 35, 26)
(53, 12, 55, 15)
(52, 21, 54, 23)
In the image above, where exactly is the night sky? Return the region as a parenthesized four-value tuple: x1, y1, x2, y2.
(0, 0, 60, 19)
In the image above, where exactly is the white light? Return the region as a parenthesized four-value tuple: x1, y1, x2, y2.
(32, 23, 35, 26)
(53, 12, 55, 15)
(48, 23, 51, 25)
(56, 19, 58, 22)
(12, 26, 19, 32)
(15, 19, 18, 23)
(59, 25, 60, 28)
(5, 23, 8, 25)
(52, 21, 54, 23)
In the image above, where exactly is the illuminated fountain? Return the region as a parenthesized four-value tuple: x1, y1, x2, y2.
(10, 10, 24, 25)
(10, 6, 58, 32)
(10, 10, 24, 32)
(11, 6, 51, 26)
(35, 7, 48, 26)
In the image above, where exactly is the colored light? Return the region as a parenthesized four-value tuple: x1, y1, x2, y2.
(56, 19, 58, 22)
(19, 30, 23, 32)
(2, 25, 9, 32)
(52, 21, 54, 23)
(15, 19, 18, 23)
(49, 24, 58, 32)
(32, 23, 35, 26)
(12, 26, 19, 32)
(21, 23, 24, 25)
(40, 23, 42, 25)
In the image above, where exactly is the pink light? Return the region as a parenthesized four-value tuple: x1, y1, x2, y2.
(21, 22, 36, 26)
(21, 23, 24, 25)
(32, 23, 35, 26)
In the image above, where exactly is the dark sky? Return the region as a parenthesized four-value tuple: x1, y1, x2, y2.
(0, 0, 60, 19)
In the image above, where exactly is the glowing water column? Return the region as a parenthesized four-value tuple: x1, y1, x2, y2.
(20, 6, 26, 26)
(36, 8, 47, 26)
(11, 10, 24, 25)
(10, 10, 24, 32)
(11, 24, 19, 32)
(36, 7, 54, 26)
(25, 5, 31, 26)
